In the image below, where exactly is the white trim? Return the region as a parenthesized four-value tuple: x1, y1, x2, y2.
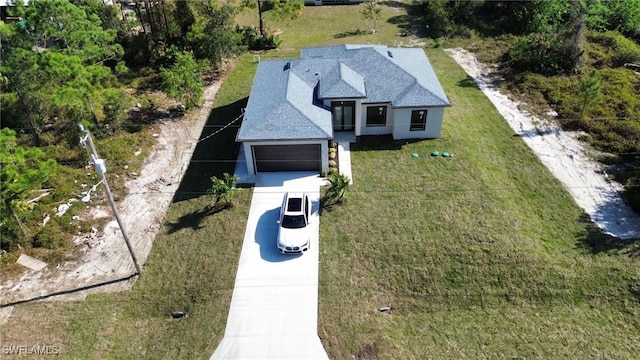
(360, 103, 392, 135)
(243, 140, 329, 175)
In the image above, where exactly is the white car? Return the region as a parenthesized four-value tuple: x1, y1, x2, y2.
(277, 192, 312, 254)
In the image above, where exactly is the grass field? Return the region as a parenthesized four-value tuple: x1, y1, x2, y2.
(316, 48, 640, 359)
(2, 2, 640, 359)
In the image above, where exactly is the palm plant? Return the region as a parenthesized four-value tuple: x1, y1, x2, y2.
(208, 173, 239, 206)
(324, 172, 350, 204)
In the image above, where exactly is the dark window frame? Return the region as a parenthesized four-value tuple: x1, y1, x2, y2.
(410, 109, 427, 131)
(366, 105, 387, 127)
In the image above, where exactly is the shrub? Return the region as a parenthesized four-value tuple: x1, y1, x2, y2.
(423, 0, 453, 37)
(324, 172, 351, 204)
(624, 173, 640, 214)
(506, 33, 578, 75)
(237, 26, 282, 51)
(587, 31, 640, 67)
(611, 36, 640, 66)
(101, 88, 128, 133)
(33, 225, 71, 249)
(208, 173, 239, 205)
(0, 251, 19, 266)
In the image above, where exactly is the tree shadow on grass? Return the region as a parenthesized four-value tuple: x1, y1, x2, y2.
(457, 75, 480, 88)
(319, 198, 345, 215)
(165, 203, 231, 234)
(333, 29, 368, 39)
(575, 213, 640, 257)
(172, 97, 247, 203)
(384, 1, 426, 37)
(381, 0, 409, 9)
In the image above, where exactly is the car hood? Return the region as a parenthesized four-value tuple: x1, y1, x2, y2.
(278, 227, 310, 247)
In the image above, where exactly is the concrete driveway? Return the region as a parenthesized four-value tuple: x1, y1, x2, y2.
(211, 173, 329, 360)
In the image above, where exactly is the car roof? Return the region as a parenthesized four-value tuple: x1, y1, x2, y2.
(284, 192, 306, 214)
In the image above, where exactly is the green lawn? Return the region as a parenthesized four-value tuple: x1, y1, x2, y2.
(317, 48, 640, 359)
(2, 2, 640, 360)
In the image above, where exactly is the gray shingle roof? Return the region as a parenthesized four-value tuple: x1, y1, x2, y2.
(237, 45, 450, 142)
(318, 62, 366, 99)
(236, 60, 333, 141)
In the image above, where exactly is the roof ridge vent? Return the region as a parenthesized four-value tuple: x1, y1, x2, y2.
(284, 61, 291, 71)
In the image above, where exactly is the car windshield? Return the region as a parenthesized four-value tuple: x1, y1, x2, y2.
(281, 215, 307, 229)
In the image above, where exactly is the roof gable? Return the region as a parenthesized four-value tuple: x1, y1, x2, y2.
(318, 62, 366, 99)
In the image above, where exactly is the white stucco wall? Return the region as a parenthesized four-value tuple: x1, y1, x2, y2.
(242, 140, 329, 175)
(392, 107, 444, 139)
(322, 102, 445, 140)
(359, 103, 392, 136)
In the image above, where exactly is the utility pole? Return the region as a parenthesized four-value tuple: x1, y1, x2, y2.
(79, 125, 142, 276)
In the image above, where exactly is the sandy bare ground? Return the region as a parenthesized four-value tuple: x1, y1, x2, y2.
(0, 79, 222, 322)
(445, 48, 640, 240)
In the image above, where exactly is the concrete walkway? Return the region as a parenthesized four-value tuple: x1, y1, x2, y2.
(333, 133, 356, 184)
(211, 173, 329, 360)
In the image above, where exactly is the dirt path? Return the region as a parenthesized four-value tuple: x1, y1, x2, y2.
(0, 79, 222, 323)
(445, 48, 640, 240)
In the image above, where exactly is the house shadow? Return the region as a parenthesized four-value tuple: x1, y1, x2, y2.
(165, 203, 230, 234)
(255, 208, 300, 262)
(350, 135, 429, 151)
(172, 98, 247, 203)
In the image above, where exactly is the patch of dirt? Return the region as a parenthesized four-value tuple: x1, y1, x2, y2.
(0, 72, 225, 324)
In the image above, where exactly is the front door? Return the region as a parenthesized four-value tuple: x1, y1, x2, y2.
(331, 101, 355, 131)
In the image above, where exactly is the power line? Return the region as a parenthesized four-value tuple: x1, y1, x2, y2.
(59, 183, 640, 199)
(196, 111, 244, 144)
(5, 114, 640, 133)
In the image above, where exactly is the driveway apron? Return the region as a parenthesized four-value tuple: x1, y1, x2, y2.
(211, 173, 329, 359)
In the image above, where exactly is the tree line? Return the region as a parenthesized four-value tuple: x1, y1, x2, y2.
(0, 0, 302, 255)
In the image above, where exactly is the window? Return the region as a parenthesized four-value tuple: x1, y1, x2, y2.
(410, 110, 427, 131)
(366, 106, 387, 127)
